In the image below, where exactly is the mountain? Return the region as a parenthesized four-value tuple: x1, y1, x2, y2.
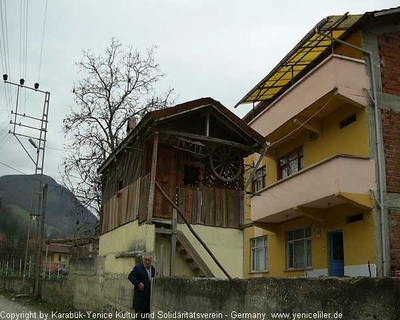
(0, 174, 98, 238)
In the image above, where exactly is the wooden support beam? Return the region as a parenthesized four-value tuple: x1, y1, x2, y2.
(151, 128, 254, 151)
(293, 117, 322, 134)
(170, 208, 178, 277)
(293, 206, 325, 222)
(155, 228, 172, 235)
(205, 112, 210, 137)
(147, 132, 159, 223)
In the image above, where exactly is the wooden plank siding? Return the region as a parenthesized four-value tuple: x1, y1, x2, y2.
(139, 173, 151, 224)
(100, 179, 244, 234)
(153, 146, 178, 219)
(167, 187, 243, 228)
(99, 178, 142, 234)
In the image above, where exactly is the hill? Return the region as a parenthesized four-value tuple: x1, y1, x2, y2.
(0, 174, 98, 238)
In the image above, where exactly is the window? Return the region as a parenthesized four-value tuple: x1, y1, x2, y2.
(252, 166, 266, 192)
(278, 147, 303, 179)
(251, 236, 268, 272)
(183, 164, 201, 187)
(287, 228, 311, 269)
(339, 113, 356, 129)
(346, 213, 364, 223)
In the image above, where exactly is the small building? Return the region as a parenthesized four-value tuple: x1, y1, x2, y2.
(42, 243, 72, 273)
(98, 97, 265, 278)
(236, 7, 400, 277)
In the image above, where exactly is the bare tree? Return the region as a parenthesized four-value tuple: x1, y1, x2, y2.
(62, 38, 174, 214)
(0, 205, 26, 263)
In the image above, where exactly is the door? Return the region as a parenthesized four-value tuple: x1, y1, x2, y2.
(328, 231, 344, 276)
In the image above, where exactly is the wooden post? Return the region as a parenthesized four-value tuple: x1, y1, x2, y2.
(147, 133, 159, 223)
(170, 208, 177, 277)
(205, 112, 210, 137)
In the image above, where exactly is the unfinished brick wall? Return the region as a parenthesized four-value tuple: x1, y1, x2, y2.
(389, 209, 400, 268)
(381, 109, 400, 193)
(378, 31, 400, 95)
(379, 32, 400, 271)
(379, 32, 400, 193)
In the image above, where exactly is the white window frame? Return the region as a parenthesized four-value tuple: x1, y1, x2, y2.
(286, 227, 311, 270)
(250, 236, 268, 272)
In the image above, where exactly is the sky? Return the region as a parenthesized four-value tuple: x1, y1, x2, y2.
(0, 0, 398, 183)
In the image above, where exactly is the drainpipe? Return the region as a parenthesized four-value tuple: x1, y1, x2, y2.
(315, 29, 387, 276)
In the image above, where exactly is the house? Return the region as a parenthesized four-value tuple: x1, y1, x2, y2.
(42, 243, 72, 273)
(235, 7, 400, 278)
(97, 97, 265, 278)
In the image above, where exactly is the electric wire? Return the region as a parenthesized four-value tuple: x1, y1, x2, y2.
(23, 0, 29, 113)
(0, 129, 10, 148)
(0, 0, 12, 115)
(3, 0, 11, 81)
(24, 0, 28, 82)
(37, 0, 49, 83)
(267, 93, 334, 149)
(0, 159, 71, 192)
(0, 159, 26, 174)
(19, 0, 23, 78)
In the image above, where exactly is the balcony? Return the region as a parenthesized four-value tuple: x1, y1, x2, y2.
(250, 54, 370, 138)
(251, 155, 375, 224)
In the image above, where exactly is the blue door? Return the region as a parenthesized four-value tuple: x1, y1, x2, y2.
(328, 232, 344, 277)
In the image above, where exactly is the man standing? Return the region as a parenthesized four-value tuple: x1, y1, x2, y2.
(128, 253, 155, 319)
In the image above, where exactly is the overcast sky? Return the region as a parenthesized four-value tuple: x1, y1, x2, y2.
(0, 0, 398, 183)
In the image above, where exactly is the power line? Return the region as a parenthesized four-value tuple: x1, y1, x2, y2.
(0, 159, 26, 175)
(0, 159, 69, 192)
(38, 0, 49, 83)
(267, 93, 335, 149)
(46, 145, 64, 152)
(0, 0, 12, 114)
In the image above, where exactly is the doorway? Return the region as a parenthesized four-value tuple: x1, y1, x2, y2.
(328, 231, 344, 276)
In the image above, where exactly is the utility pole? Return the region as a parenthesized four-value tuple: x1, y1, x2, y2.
(34, 183, 48, 299)
(3, 75, 50, 293)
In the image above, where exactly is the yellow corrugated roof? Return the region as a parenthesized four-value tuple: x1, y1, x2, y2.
(235, 14, 364, 112)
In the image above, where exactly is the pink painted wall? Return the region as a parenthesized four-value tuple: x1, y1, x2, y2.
(250, 55, 370, 137)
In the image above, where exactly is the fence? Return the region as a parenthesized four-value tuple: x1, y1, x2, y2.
(0, 256, 68, 279)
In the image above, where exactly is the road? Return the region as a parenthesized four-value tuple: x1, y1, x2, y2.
(0, 293, 52, 320)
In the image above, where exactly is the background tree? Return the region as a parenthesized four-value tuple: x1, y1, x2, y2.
(62, 38, 174, 214)
(0, 203, 26, 265)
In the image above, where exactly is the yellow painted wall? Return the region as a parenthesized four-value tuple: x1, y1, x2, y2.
(178, 224, 243, 278)
(334, 31, 363, 60)
(264, 105, 370, 184)
(99, 220, 155, 274)
(241, 155, 277, 278)
(245, 204, 375, 278)
(244, 103, 373, 277)
(48, 253, 70, 265)
(155, 234, 197, 277)
(304, 106, 370, 166)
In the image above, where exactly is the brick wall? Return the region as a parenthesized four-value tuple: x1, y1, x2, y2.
(381, 109, 400, 193)
(378, 31, 400, 95)
(379, 32, 400, 193)
(379, 31, 400, 271)
(389, 209, 400, 269)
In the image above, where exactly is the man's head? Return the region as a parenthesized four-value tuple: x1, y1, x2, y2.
(143, 253, 152, 268)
